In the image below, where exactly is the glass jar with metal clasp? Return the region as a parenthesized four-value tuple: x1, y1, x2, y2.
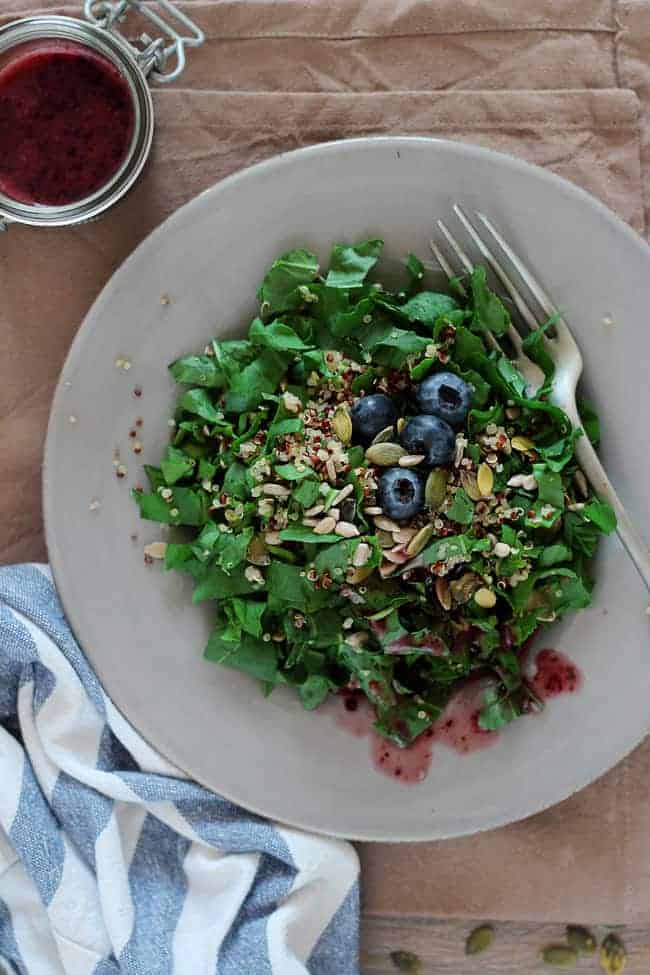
(0, 0, 204, 230)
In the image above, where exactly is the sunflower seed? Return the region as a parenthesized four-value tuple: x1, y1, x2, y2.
(600, 934, 627, 974)
(460, 471, 482, 501)
(511, 435, 535, 453)
(314, 517, 337, 534)
(335, 521, 360, 538)
(474, 587, 497, 609)
(365, 442, 406, 466)
(542, 946, 578, 968)
(352, 542, 372, 567)
(304, 504, 324, 517)
(477, 463, 494, 497)
(331, 483, 354, 506)
(370, 424, 395, 445)
(435, 576, 452, 611)
(363, 506, 383, 516)
(465, 925, 494, 956)
(406, 523, 434, 557)
(332, 406, 352, 445)
(425, 468, 449, 509)
(393, 527, 417, 545)
(566, 926, 596, 955)
(374, 515, 401, 532)
(143, 541, 167, 560)
(398, 454, 425, 468)
(396, 417, 407, 434)
(383, 547, 410, 564)
(263, 483, 291, 497)
(301, 518, 319, 527)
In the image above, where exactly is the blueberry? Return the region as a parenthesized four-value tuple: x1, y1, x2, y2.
(400, 414, 455, 467)
(350, 393, 398, 445)
(378, 467, 424, 521)
(416, 372, 472, 426)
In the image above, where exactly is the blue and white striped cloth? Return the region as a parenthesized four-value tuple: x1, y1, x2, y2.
(0, 565, 359, 975)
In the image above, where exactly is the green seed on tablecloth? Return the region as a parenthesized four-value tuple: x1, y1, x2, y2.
(390, 949, 421, 972)
(542, 945, 578, 968)
(465, 924, 494, 955)
(566, 925, 596, 954)
(600, 934, 627, 974)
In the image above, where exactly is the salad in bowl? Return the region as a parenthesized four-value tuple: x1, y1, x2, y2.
(133, 239, 615, 749)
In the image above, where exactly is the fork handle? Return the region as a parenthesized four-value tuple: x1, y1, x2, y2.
(571, 416, 650, 592)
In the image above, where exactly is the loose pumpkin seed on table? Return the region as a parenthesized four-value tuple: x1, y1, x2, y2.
(390, 949, 421, 972)
(133, 237, 617, 756)
(465, 924, 494, 955)
(542, 945, 579, 968)
(600, 934, 627, 974)
(566, 925, 596, 954)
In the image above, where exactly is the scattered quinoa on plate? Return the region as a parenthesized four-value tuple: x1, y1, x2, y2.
(133, 240, 616, 747)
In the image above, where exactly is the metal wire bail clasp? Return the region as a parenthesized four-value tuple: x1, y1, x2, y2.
(84, 0, 204, 82)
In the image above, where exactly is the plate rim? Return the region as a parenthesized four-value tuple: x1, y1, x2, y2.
(43, 135, 650, 841)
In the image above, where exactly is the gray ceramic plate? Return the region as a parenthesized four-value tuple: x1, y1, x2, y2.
(44, 137, 650, 841)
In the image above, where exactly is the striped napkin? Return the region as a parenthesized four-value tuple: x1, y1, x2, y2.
(0, 564, 359, 975)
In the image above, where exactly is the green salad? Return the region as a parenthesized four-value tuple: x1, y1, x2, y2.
(134, 240, 616, 746)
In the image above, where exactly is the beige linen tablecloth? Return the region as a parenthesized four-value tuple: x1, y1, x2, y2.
(2, 0, 650, 925)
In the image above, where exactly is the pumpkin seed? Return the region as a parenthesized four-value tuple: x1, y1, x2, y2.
(398, 454, 425, 468)
(435, 576, 452, 611)
(370, 424, 395, 445)
(465, 925, 494, 956)
(460, 470, 482, 501)
(247, 535, 270, 566)
(566, 926, 596, 955)
(425, 468, 449, 509)
(332, 406, 352, 445)
(365, 442, 406, 466)
(406, 523, 434, 557)
(450, 572, 480, 604)
(352, 542, 372, 567)
(511, 434, 535, 453)
(477, 463, 494, 497)
(335, 521, 360, 538)
(377, 529, 396, 548)
(346, 565, 374, 584)
(374, 515, 402, 532)
(390, 950, 421, 973)
(542, 945, 578, 968)
(474, 587, 497, 609)
(600, 934, 627, 975)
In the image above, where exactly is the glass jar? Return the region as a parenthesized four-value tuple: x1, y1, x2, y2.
(0, 0, 203, 230)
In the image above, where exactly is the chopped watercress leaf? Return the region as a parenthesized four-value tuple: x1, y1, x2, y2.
(135, 240, 612, 753)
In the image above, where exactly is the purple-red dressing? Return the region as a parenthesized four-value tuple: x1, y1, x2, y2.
(337, 643, 583, 785)
(530, 648, 582, 699)
(0, 41, 134, 206)
(338, 681, 498, 785)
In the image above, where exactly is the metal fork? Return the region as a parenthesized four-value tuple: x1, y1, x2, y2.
(428, 204, 650, 592)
